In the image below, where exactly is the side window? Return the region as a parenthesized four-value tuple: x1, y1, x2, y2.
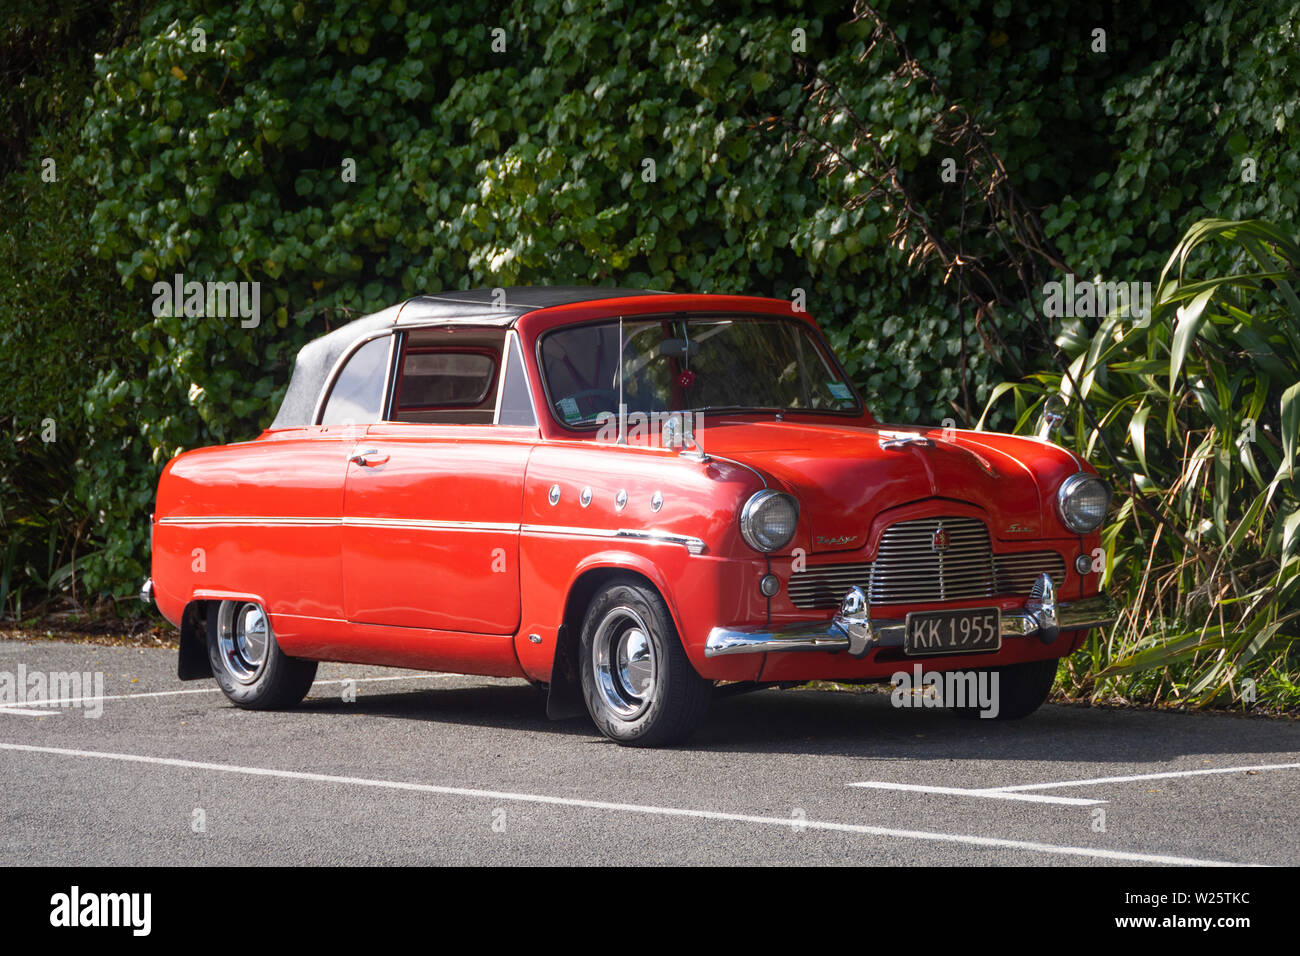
(497, 336, 537, 427)
(390, 337, 500, 424)
(397, 351, 496, 408)
(320, 336, 391, 425)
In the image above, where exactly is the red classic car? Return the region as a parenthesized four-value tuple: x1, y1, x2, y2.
(143, 287, 1116, 745)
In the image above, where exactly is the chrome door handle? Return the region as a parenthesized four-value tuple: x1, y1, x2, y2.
(349, 448, 389, 466)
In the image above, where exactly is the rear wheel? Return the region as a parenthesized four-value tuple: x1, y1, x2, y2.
(579, 578, 711, 746)
(953, 657, 1058, 720)
(207, 600, 317, 709)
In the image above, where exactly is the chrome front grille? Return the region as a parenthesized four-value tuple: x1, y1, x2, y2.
(993, 550, 1067, 595)
(787, 515, 1066, 609)
(869, 516, 994, 603)
(786, 562, 874, 610)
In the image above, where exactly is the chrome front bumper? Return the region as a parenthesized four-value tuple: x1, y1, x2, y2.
(704, 574, 1118, 658)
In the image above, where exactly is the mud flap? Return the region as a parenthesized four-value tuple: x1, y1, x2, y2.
(177, 602, 213, 680)
(545, 624, 586, 720)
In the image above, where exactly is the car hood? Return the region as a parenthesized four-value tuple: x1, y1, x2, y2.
(698, 419, 1084, 550)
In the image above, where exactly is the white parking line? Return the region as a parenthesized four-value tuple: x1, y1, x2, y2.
(0, 707, 59, 717)
(987, 763, 1300, 792)
(0, 673, 454, 712)
(848, 782, 1105, 806)
(849, 762, 1300, 806)
(0, 741, 1247, 866)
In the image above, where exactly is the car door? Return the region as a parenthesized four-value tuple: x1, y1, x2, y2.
(340, 328, 537, 634)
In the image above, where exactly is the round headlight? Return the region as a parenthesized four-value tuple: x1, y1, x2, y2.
(1056, 474, 1111, 533)
(739, 490, 799, 552)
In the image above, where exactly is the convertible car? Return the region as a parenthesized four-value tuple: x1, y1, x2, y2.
(143, 287, 1116, 745)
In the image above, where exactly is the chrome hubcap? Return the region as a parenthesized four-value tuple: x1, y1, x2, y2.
(217, 601, 270, 684)
(592, 607, 658, 721)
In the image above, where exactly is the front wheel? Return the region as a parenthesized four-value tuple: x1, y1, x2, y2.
(579, 578, 711, 746)
(953, 657, 1058, 720)
(207, 600, 317, 710)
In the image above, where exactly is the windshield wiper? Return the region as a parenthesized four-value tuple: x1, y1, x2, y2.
(688, 405, 785, 415)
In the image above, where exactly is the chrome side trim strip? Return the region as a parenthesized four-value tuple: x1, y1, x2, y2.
(156, 515, 704, 552)
(343, 517, 519, 532)
(520, 524, 620, 538)
(521, 524, 706, 554)
(158, 515, 518, 532)
(158, 516, 342, 526)
(614, 528, 707, 555)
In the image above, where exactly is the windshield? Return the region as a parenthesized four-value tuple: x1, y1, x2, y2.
(539, 315, 860, 426)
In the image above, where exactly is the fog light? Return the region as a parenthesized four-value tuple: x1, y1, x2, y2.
(1074, 554, 1092, 575)
(759, 573, 780, 597)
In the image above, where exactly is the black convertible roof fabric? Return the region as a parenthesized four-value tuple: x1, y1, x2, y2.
(269, 286, 667, 429)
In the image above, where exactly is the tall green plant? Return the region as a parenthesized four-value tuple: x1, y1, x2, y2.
(984, 218, 1300, 707)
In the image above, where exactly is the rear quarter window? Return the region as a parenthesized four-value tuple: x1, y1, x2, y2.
(320, 335, 391, 425)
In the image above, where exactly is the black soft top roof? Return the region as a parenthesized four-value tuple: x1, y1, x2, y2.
(270, 286, 667, 429)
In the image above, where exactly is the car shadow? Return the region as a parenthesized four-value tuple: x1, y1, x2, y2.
(297, 682, 598, 739)
(293, 679, 1300, 764)
(691, 686, 1300, 765)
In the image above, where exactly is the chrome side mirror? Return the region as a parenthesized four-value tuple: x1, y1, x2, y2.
(1037, 394, 1066, 440)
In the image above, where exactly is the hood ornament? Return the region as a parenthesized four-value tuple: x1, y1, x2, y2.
(879, 434, 934, 450)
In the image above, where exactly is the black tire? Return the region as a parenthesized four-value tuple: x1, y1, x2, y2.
(578, 577, 711, 746)
(206, 599, 317, 710)
(953, 657, 1058, 720)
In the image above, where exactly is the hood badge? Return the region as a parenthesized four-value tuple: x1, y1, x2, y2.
(1006, 522, 1034, 534)
(816, 534, 858, 547)
(931, 526, 950, 553)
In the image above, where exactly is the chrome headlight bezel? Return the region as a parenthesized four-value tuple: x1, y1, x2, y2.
(739, 490, 799, 553)
(1056, 473, 1111, 534)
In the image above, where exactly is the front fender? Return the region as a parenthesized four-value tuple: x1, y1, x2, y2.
(516, 532, 769, 687)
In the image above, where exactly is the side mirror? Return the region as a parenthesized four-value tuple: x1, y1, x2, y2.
(1037, 394, 1066, 440)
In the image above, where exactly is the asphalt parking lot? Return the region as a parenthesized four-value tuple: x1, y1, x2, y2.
(1, 639, 1296, 866)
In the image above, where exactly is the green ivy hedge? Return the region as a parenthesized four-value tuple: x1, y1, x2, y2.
(2, 0, 1296, 602)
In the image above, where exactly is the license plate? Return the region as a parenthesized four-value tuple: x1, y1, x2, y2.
(903, 607, 1001, 656)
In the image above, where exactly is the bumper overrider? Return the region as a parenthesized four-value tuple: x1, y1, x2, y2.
(705, 572, 1118, 658)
